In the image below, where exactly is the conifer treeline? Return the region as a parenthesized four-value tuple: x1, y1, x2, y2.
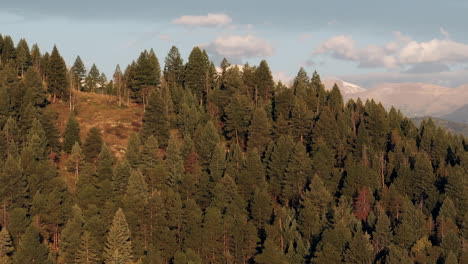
(0, 34, 467, 264)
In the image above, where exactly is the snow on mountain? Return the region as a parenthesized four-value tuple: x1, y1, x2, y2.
(322, 79, 366, 94)
(346, 83, 468, 119)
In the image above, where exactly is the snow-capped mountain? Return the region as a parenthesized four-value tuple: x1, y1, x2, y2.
(322, 79, 366, 94)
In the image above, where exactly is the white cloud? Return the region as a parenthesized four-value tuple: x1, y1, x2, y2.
(204, 34, 274, 62)
(313, 35, 398, 68)
(398, 39, 468, 64)
(314, 32, 468, 70)
(173, 13, 232, 27)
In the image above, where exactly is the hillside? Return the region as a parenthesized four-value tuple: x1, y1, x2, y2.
(48, 91, 143, 159)
(442, 103, 468, 124)
(345, 82, 468, 119)
(411, 116, 468, 137)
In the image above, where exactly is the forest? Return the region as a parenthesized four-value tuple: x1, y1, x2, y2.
(0, 34, 466, 264)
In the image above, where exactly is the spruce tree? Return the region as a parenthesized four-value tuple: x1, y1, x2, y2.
(165, 134, 184, 187)
(122, 170, 148, 256)
(13, 225, 51, 264)
(247, 107, 271, 152)
(140, 91, 169, 146)
(16, 39, 32, 76)
(184, 47, 207, 104)
(63, 113, 81, 153)
(47, 45, 68, 100)
(126, 133, 142, 168)
(75, 232, 99, 264)
(72, 56, 86, 90)
(83, 127, 103, 162)
(255, 60, 274, 101)
(0, 228, 13, 258)
(164, 46, 184, 89)
(344, 232, 373, 264)
(85, 64, 101, 93)
(103, 208, 134, 264)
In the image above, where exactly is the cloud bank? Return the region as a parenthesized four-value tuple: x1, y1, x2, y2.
(314, 31, 468, 70)
(203, 34, 274, 63)
(173, 13, 232, 27)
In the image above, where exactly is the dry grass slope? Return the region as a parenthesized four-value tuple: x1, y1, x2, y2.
(48, 91, 144, 159)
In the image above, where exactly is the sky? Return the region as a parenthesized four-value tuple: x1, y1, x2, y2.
(2, 0, 468, 88)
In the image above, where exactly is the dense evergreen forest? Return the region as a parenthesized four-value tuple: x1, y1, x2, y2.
(0, 34, 466, 264)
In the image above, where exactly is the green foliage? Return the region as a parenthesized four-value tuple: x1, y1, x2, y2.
(63, 113, 81, 153)
(46, 45, 68, 99)
(83, 127, 103, 162)
(140, 91, 169, 146)
(13, 225, 51, 264)
(104, 208, 134, 264)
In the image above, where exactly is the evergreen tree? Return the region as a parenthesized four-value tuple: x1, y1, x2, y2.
(63, 113, 81, 153)
(126, 134, 142, 168)
(122, 170, 148, 256)
(255, 60, 274, 101)
(247, 107, 271, 152)
(0, 228, 13, 258)
(103, 208, 134, 264)
(47, 45, 68, 100)
(184, 47, 207, 104)
(140, 91, 169, 146)
(83, 127, 103, 162)
(75, 232, 99, 264)
(165, 134, 184, 187)
(60, 205, 85, 264)
(85, 64, 101, 93)
(344, 231, 373, 264)
(67, 142, 85, 183)
(72, 56, 86, 90)
(13, 225, 51, 264)
(164, 46, 184, 89)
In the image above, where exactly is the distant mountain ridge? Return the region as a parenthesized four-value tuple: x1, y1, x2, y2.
(324, 79, 468, 124)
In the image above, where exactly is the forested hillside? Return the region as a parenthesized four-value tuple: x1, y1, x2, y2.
(0, 34, 466, 264)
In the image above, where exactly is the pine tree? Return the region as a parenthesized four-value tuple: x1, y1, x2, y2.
(247, 107, 271, 152)
(103, 208, 134, 264)
(85, 64, 101, 93)
(0, 228, 13, 258)
(293, 67, 310, 98)
(67, 142, 85, 183)
(113, 160, 132, 199)
(63, 113, 81, 153)
(282, 142, 311, 205)
(60, 205, 84, 264)
(47, 45, 69, 100)
(255, 60, 274, 101)
(140, 91, 169, 146)
(385, 245, 412, 264)
(195, 121, 220, 168)
(16, 39, 32, 76)
(122, 170, 148, 256)
(165, 134, 184, 187)
(40, 109, 62, 154)
(164, 46, 184, 89)
(184, 47, 207, 105)
(344, 231, 373, 264)
(72, 56, 86, 90)
(255, 237, 289, 264)
(83, 127, 103, 162)
(126, 134, 142, 168)
(13, 225, 51, 264)
(75, 232, 99, 264)
(22, 68, 48, 108)
(224, 92, 253, 145)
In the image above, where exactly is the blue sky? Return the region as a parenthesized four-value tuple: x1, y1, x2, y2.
(3, 0, 468, 87)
